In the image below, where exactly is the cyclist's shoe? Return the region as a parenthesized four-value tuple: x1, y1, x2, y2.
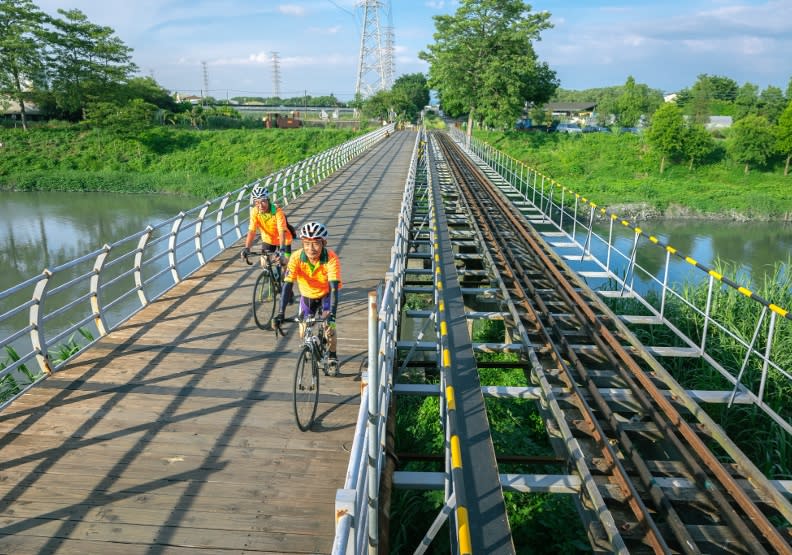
(327, 357, 339, 377)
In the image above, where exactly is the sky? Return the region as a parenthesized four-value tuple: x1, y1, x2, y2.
(33, 0, 792, 102)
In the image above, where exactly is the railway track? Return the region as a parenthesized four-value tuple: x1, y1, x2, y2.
(430, 131, 792, 554)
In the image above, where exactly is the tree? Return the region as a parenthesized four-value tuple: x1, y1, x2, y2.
(757, 85, 786, 124)
(728, 114, 775, 174)
(419, 0, 558, 141)
(360, 89, 392, 121)
(44, 9, 137, 119)
(776, 100, 792, 176)
(84, 98, 157, 137)
(389, 73, 430, 123)
(0, 0, 47, 130)
(734, 82, 759, 121)
(114, 76, 179, 112)
(646, 102, 685, 173)
(682, 124, 716, 170)
(687, 76, 712, 125)
(699, 74, 738, 102)
(614, 75, 659, 127)
(785, 77, 792, 102)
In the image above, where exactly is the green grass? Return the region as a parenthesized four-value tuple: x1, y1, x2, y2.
(475, 130, 792, 219)
(0, 125, 365, 199)
(389, 317, 589, 553)
(604, 259, 792, 480)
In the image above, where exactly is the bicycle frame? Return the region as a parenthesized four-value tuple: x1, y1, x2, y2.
(301, 316, 328, 370)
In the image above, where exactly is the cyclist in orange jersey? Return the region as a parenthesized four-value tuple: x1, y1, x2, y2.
(275, 221, 342, 375)
(239, 185, 294, 263)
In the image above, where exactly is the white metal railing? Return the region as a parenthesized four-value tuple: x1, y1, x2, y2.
(449, 126, 791, 438)
(333, 130, 422, 554)
(0, 124, 395, 409)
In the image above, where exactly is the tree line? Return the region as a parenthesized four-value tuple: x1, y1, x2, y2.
(0, 0, 429, 133)
(418, 0, 792, 176)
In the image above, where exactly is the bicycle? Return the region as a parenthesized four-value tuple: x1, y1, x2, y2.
(292, 315, 332, 431)
(243, 250, 285, 331)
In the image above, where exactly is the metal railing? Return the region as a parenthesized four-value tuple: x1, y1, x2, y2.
(333, 130, 422, 554)
(0, 124, 395, 409)
(449, 126, 791, 437)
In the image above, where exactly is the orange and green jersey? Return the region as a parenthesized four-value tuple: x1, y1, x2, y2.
(248, 204, 293, 246)
(284, 248, 342, 299)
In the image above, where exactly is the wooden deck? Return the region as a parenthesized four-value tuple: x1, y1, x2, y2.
(0, 131, 416, 554)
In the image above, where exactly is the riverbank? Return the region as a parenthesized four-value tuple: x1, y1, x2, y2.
(474, 130, 792, 221)
(0, 126, 364, 199)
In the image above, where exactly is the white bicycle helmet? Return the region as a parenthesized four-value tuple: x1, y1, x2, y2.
(250, 185, 269, 201)
(299, 221, 328, 240)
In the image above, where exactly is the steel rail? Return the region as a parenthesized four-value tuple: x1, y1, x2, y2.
(435, 131, 792, 554)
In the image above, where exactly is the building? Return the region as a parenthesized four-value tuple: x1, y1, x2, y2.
(544, 102, 597, 120)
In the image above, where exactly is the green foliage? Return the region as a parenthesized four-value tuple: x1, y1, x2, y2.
(419, 0, 558, 130)
(682, 124, 717, 170)
(734, 82, 760, 121)
(647, 102, 685, 172)
(474, 129, 792, 218)
(0, 0, 48, 130)
(44, 8, 137, 119)
(776, 100, 792, 176)
(390, 72, 430, 122)
(0, 345, 43, 402)
(728, 114, 776, 173)
(84, 98, 157, 137)
(758, 86, 787, 124)
(616, 76, 648, 127)
(0, 126, 364, 197)
(615, 260, 792, 480)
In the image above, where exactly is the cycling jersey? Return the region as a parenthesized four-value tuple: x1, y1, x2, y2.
(284, 247, 341, 299)
(248, 203, 293, 247)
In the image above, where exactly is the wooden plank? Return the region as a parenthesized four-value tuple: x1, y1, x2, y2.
(0, 130, 417, 554)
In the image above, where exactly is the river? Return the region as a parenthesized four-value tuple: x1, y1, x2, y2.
(1, 190, 790, 342)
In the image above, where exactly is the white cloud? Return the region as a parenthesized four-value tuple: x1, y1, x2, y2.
(278, 4, 306, 16)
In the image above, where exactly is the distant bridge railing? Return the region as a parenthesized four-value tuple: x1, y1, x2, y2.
(0, 124, 395, 409)
(450, 127, 791, 438)
(333, 130, 422, 554)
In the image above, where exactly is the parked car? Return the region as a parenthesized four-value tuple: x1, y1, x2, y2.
(555, 122, 582, 134)
(619, 127, 640, 134)
(582, 125, 611, 133)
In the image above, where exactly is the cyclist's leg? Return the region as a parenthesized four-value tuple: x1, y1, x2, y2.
(321, 295, 337, 354)
(322, 295, 338, 375)
(297, 296, 315, 339)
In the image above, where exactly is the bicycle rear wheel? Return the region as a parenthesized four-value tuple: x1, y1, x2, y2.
(293, 346, 319, 431)
(252, 271, 278, 330)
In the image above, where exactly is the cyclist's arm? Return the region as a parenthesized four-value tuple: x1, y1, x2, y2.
(278, 281, 293, 316)
(245, 207, 260, 250)
(243, 229, 258, 250)
(328, 281, 339, 319)
(275, 209, 289, 253)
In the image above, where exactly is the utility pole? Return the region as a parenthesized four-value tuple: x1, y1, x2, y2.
(355, 0, 395, 99)
(201, 61, 210, 106)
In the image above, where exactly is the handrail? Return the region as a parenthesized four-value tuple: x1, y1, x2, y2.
(0, 124, 395, 410)
(333, 128, 420, 554)
(449, 126, 791, 437)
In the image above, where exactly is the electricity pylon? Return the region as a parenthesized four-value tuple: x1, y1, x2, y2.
(354, 0, 394, 98)
(271, 52, 282, 99)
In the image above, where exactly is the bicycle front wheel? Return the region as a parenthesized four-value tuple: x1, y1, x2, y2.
(293, 346, 319, 431)
(252, 271, 278, 330)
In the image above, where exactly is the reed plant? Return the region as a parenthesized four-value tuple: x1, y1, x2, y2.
(604, 259, 792, 480)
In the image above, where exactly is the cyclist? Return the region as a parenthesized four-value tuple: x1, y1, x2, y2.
(239, 184, 294, 263)
(274, 221, 342, 375)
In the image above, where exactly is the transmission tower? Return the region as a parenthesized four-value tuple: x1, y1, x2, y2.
(201, 61, 209, 104)
(271, 52, 282, 99)
(355, 0, 395, 98)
